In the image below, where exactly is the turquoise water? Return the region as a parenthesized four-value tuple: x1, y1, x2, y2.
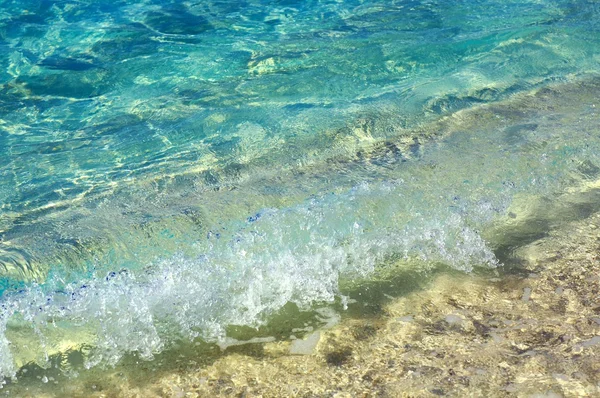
(0, 0, 599, 384)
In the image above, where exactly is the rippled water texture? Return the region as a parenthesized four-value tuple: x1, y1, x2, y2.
(0, 0, 599, 385)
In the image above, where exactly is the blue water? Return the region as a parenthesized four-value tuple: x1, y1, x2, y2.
(0, 0, 599, 384)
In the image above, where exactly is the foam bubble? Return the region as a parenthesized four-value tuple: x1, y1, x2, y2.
(0, 179, 499, 381)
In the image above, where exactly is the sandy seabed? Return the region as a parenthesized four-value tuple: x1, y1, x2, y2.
(162, 212, 600, 398)
(7, 210, 600, 397)
(158, 214, 600, 398)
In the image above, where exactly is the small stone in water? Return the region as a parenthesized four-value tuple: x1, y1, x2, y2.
(289, 332, 321, 355)
(522, 287, 532, 302)
(444, 314, 463, 325)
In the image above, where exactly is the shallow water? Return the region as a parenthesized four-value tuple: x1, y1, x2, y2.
(0, 0, 599, 388)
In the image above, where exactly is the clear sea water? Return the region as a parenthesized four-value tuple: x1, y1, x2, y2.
(0, 0, 599, 386)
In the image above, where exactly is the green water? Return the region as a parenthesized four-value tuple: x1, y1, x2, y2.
(0, 0, 599, 386)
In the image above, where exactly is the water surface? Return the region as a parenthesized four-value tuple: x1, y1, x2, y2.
(0, 0, 599, 385)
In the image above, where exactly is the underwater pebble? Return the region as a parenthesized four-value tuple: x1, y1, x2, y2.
(522, 287, 532, 302)
(490, 332, 504, 343)
(575, 335, 600, 349)
(289, 331, 321, 355)
(552, 373, 569, 382)
(171, 386, 186, 398)
(504, 384, 518, 393)
(444, 314, 463, 325)
(554, 286, 564, 295)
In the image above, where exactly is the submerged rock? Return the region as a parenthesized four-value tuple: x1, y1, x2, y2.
(38, 56, 99, 71)
(144, 8, 213, 35)
(289, 331, 320, 355)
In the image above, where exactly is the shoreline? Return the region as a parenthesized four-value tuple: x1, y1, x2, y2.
(158, 213, 600, 398)
(2, 73, 600, 395)
(149, 212, 600, 397)
(6, 211, 600, 397)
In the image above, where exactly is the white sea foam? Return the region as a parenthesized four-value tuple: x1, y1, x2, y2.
(0, 180, 499, 381)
